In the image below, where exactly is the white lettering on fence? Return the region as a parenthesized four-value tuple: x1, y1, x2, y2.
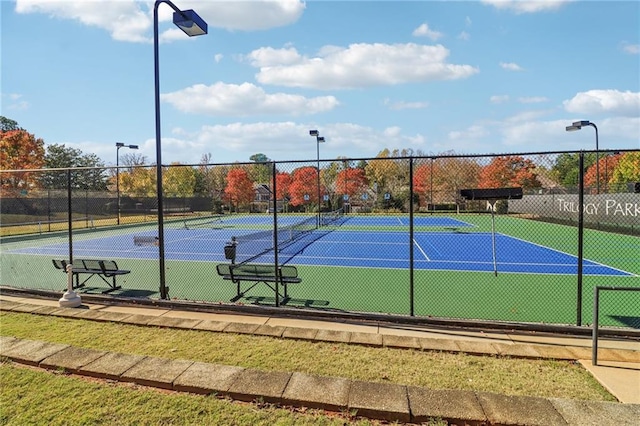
(556, 198, 640, 217)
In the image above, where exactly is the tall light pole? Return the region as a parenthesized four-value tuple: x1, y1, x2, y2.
(154, 0, 208, 299)
(309, 130, 325, 227)
(115, 143, 138, 225)
(566, 120, 599, 194)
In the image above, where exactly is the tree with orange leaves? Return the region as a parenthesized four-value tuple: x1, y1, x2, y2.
(288, 166, 322, 208)
(336, 167, 368, 199)
(224, 168, 255, 212)
(0, 128, 45, 193)
(584, 153, 623, 193)
(478, 155, 541, 189)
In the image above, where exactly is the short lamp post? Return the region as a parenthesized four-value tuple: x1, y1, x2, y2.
(309, 130, 325, 227)
(566, 120, 599, 194)
(154, 0, 208, 299)
(116, 142, 138, 225)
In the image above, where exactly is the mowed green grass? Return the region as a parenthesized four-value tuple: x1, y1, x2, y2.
(1, 213, 638, 326)
(0, 312, 615, 402)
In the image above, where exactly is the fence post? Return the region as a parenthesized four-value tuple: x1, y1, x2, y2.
(576, 152, 584, 326)
(409, 157, 415, 316)
(272, 162, 279, 307)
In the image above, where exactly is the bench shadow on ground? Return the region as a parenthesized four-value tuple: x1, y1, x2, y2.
(610, 315, 640, 329)
(244, 296, 330, 308)
(76, 287, 157, 298)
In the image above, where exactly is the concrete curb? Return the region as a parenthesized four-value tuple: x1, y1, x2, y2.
(2, 336, 639, 425)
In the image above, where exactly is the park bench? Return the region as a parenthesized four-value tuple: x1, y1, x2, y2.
(52, 259, 130, 294)
(216, 263, 301, 305)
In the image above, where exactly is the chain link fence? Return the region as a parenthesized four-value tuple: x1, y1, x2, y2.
(1, 150, 638, 328)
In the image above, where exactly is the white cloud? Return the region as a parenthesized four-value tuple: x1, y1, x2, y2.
(621, 42, 640, 55)
(563, 90, 640, 117)
(15, 0, 305, 43)
(252, 43, 479, 89)
(214, 54, 224, 63)
(518, 96, 548, 104)
(383, 99, 429, 110)
(500, 62, 524, 71)
(458, 31, 470, 41)
(246, 46, 302, 67)
(490, 95, 510, 103)
(412, 23, 444, 40)
(161, 82, 339, 116)
(481, 0, 571, 14)
(448, 125, 488, 141)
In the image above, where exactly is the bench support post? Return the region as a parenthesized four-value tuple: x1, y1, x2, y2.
(59, 264, 82, 308)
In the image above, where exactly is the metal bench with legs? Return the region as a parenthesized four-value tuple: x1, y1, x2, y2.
(216, 263, 301, 305)
(52, 259, 130, 294)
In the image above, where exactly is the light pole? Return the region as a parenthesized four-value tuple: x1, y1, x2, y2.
(154, 0, 208, 299)
(566, 120, 599, 194)
(115, 143, 138, 225)
(309, 130, 325, 227)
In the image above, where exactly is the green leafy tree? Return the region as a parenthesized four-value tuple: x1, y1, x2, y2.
(163, 163, 196, 197)
(41, 144, 107, 190)
(0, 116, 22, 132)
(248, 153, 271, 184)
(551, 153, 596, 186)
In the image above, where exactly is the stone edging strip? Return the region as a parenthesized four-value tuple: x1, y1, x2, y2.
(2, 336, 640, 425)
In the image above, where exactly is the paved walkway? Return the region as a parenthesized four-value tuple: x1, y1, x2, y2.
(1, 294, 639, 425)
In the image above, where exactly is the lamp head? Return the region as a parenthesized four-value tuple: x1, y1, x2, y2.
(129, 144, 139, 150)
(317, 136, 325, 143)
(116, 142, 125, 147)
(173, 9, 208, 37)
(573, 120, 591, 127)
(565, 125, 581, 132)
(309, 130, 319, 137)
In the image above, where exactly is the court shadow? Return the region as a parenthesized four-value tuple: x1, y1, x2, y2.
(244, 296, 330, 308)
(610, 315, 640, 329)
(71, 287, 156, 298)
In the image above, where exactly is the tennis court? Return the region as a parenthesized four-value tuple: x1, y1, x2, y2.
(1, 213, 638, 326)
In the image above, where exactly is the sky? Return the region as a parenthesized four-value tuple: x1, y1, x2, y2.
(2, 0, 639, 167)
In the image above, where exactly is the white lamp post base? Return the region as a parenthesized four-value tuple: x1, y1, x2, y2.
(59, 263, 82, 307)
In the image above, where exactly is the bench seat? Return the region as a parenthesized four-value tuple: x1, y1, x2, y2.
(216, 263, 300, 305)
(53, 259, 130, 294)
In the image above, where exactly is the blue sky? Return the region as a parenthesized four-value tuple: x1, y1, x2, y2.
(2, 0, 639, 167)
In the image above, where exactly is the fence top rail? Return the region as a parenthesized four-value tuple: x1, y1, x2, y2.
(1, 148, 638, 172)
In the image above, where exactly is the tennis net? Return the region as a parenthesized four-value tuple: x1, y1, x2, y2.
(320, 208, 344, 226)
(233, 216, 317, 264)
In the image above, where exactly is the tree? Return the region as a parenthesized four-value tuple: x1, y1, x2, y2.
(40, 144, 107, 190)
(119, 166, 155, 197)
(224, 168, 255, 211)
(163, 163, 196, 197)
(610, 152, 640, 192)
(365, 149, 400, 203)
(0, 116, 22, 132)
(248, 153, 271, 184)
(551, 152, 597, 186)
(584, 153, 624, 193)
(336, 167, 368, 200)
(0, 128, 45, 193)
(478, 155, 541, 189)
(288, 166, 322, 209)
(274, 171, 291, 201)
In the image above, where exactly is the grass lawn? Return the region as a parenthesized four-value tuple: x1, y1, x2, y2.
(0, 311, 616, 423)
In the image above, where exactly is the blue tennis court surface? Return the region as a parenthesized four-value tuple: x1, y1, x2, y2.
(7, 215, 632, 276)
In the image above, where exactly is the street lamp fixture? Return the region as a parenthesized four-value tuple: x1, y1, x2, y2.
(116, 143, 138, 225)
(566, 120, 599, 194)
(154, 0, 208, 299)
(309, 130, 325, 227)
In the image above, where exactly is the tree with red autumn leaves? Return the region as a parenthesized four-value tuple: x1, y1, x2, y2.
(224, 168, 255, 211)
(478, 155, 541, 189)
(0, 128, 45, 193)
(288, 166, 323, 207)
(336, 167, 368, 199)
(273, 171, 291, 201)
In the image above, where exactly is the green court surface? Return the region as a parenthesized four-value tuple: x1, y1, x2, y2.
(1, 214, 638, 328)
